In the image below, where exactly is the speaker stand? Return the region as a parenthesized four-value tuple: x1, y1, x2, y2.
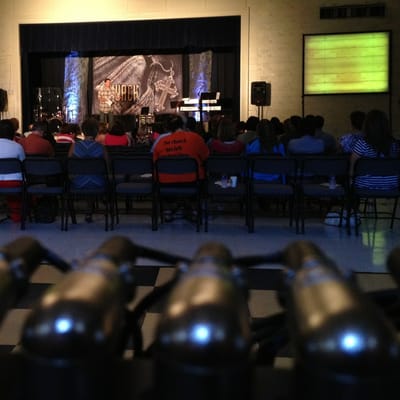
(256, 105, 264, 120)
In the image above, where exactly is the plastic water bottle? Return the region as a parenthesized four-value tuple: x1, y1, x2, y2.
(329, 175, 336, 190)
(221, 174, 228, 188)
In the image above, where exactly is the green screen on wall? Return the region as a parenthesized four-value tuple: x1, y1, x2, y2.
(303, 31, 390, 95)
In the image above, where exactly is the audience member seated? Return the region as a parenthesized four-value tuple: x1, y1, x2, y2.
(270, 116, 284, 137)
(20, 121, 55, 157)
(208, 117, 245, 155)
(95, 122, 108, 144)
(246, 119, 286, 181)
(350, 109, 399, 190)
(153, 114, 209, 183)
(235, 120, 246, 137)
(104, 122, 131, 146)
(278, 115, 302, 152)
(152, 114, 209, 222)
(287, 115, 324, 155)
(314, 115, 337, 154)
(237, 115, 260, 144)
(339, 110, 366, 154)
(185, 116, 198, 133)
(47, 117, 63, 136)
(54, 123, 77, 144)
(0, 119, 25, 222)
(10, 117, 23, 143)
(203, 113, 223, 144)
(68, 118, 108, 222)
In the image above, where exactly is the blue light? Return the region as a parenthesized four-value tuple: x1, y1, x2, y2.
(340, 331, 364, 353)
(55, 317, 73, 334)
(190, 323, 211, 345)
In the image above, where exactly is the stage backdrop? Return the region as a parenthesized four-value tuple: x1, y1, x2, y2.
(92, 55, 182, 116)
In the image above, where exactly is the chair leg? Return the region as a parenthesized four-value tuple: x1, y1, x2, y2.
(20, 192, 26, 231)
(115, 194, 120, 225)
(248, 194, 254, 233)
(300, 195, 305, 234)
(152, 196, 157, 231)
(196, 196, 200, 233)
(353, 197, 360, 236)
(391, 198, 398, 230)
(204, 198, 208, 232)
(59, 197, 65, 231)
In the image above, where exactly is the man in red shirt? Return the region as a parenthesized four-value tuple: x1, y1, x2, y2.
(20, 121, 55, 157)
(152, 115, 209, 183)
(152, 115, 209, 222)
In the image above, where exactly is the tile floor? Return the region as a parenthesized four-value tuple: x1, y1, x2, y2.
(0, 200, 399, 367)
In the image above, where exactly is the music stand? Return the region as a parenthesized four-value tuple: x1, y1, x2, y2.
(199, 92, 221, 126)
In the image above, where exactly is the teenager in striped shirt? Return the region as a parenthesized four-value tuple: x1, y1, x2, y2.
(350, 109, 399, 190)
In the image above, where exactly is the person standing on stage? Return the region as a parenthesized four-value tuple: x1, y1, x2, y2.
(97, 78, 119, 128)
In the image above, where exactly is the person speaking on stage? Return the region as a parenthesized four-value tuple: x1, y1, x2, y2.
(97, 78, 119, 128)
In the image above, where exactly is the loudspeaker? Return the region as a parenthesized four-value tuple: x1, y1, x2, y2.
(251, 82, 271, 106)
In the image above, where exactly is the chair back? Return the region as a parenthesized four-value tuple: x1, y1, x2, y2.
(250, 156, 297, 179)
(67, 157, 109, 175)
(0, 158, 24, 176)
(354, 157, 400, 177)
(54, 143, 71, 159)
(106, 146, 136, 159)
(300, 156, 349, 177)
(206, 155, 247, 177)
(155, 156, 199, 182)
(24, 157, 64, 177)
(112, 155, 153, 177)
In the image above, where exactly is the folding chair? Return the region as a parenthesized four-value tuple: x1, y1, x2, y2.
(23, 157, 66, 230)
(65, 157, 113, 231)
(248, 156, 298, 233)
(351, 157, 400, 236)
(204, 155, 248, 232)
(111, 155, 156, 230)
(298, 155, 351, 235)
(154, 156, 202, 232)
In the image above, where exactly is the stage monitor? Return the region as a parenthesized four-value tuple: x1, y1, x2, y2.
(303, 31, 391, 95)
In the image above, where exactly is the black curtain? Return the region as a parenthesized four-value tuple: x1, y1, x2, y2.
(20, 16, 241, 130)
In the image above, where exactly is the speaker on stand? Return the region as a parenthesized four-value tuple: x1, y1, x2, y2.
(251, 82, 271, 119)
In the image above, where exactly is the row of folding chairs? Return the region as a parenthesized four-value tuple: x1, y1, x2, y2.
(249, 154, 400, 235)
(114, 153, 400, 235)
(0, 157, 112, 231)
(0, 155, 399, 234)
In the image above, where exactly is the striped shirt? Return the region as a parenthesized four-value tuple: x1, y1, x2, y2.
(353, 138, 399, 189)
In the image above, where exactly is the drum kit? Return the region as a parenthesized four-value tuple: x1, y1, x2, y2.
(33, 87, 65, 131)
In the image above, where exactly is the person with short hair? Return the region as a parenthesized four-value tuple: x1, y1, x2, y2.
(287, 115, 324, 155)
(152, 114, 209, 222)
(339, 110, 366, 153)
(20, 121, 55, 156)
(97, 78, 120, 128)
(153, 114, 209, 183)
(314, 115, 337, 154)
(68, 118, 108, 222)
(237, 115, 260, 144)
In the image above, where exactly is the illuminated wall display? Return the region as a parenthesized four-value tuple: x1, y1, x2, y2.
(303, 31, 390, 95)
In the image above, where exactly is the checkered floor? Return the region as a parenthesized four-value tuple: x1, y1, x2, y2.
(0, 197, 399, 369)
(0, 260, 396, 370)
